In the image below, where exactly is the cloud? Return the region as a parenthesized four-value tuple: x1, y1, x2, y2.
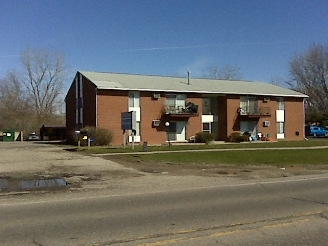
(120, 41, 292, 52)
(0, 54, 20, 58)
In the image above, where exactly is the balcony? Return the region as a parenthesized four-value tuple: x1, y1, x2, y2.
(162, 103, 198, 117)
(238, 106, 271, 117)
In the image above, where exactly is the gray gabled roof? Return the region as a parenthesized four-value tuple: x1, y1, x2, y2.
(79, 71, 307, 98)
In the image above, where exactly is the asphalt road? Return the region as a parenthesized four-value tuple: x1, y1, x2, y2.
(1, 175, 327, 245)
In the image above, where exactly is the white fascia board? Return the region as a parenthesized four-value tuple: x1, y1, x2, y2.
(96, 87, 307, 98)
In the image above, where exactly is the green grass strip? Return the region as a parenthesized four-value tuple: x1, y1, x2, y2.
(127, 149, 328, 166)
(79, 139, 328, 154)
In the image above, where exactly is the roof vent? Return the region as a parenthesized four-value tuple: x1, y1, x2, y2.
(188, 71, 191, 85)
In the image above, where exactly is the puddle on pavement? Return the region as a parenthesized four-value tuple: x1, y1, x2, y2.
(0, 178, 67, 192)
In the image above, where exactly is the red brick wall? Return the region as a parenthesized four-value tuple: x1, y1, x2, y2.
(140, 91, 166, 144)
(97, 90, 128, 145)
(65, 79, 76, 136)
(66, 77, 306, 144)
(140, 92, 202, 145)
(226, 95, 240, 140)
(95, 91, 205, 146)
(224, 95, 305, 141)
(83, 77, 97, 127)
(217, 96, 228, 140)
(284, 97, 305, 140)
(186, 95, 202, 139)
(65, 73, 97, 141)
(256, 96, 276, 140)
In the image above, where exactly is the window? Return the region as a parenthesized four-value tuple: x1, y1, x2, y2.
(277, 97, 285, 110)
(165, 94, 186, 113)
(202, 98, 211, 114)
(166, 94, 186, 106)
(129, 91, 140, 107)
(202, 122, 211, 133)
(240, 96, 258, 114)
(277, 122, 285, 134)
(128, 91, 140, 141)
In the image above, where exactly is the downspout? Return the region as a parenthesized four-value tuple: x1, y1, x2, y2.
(95, 88, 98, 127)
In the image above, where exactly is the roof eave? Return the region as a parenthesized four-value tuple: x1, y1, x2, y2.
(96, 87, 308, 98)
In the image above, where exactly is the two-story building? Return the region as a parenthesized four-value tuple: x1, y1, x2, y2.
(65, 71, 308, 145)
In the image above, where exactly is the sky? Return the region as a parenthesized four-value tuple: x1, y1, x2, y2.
(1, 0, 328, 90)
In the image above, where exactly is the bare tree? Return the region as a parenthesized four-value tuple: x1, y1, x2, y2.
(287, 43, 328, 116)
(202, 65, 242, 80)
(21, 48, 68, 126)
(270, 76, 288, 87)
(0, 72, 33, 131)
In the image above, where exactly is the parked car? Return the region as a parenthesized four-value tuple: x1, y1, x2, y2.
(305, 126, 328, 137)
(27, 132, 40, 141)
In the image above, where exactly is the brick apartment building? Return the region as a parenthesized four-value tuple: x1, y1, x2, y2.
(65, 71, 308, 145)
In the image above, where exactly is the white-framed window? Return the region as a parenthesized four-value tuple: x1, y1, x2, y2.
(165, 94, 187, 114)
(276, 97, 285, 139)
(166, 94, 186, 107)
(202, 122, 211, 133)
(240, 96, 258, 114)
(129, 91, 140, 107)
(128, 91, 141, 142)
(277, 122, 285, 134)
(202, 98, 211, 115)
(277, 97, 285, 110)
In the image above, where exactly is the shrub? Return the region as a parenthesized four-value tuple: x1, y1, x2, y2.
(195, 132, 215, 144)
(70, 126, 113, 146)
(92, 127, 113, 146)
(228, 131, 249, 142)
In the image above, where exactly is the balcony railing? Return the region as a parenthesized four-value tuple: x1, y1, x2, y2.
(238, 106, 271, 116)
(163, 103, 198, 116)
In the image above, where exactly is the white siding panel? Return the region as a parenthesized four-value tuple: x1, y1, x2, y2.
(129, 136, 141, 143)
(128, 107, 140, 122)
(276, 110, 285, 122)
(202, 115, 214, 123)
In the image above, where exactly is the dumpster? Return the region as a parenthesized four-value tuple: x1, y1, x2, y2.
(3, 130, 15, 141)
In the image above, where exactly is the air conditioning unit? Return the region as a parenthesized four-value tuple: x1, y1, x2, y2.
(263, 97, 270, 102)
(264, 121, 270, 127)
(152, 120, 160, 127)
(153, 93, 160, 99)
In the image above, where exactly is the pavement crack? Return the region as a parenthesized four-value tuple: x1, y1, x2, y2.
(32, 239, 44, 246)
(292, 197, 328, 205)
(87, 215, 318, 246)
(320, 212, 328, 220)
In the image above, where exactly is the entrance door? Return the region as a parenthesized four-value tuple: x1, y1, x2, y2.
(176, 121, 186, 141)
(240, 121, 258, 138)
(167, 121, 187, 142)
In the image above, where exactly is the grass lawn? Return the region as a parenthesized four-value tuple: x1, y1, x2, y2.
(129, 149, 328, 166)
(80, 139, 328, 154)
(75, 139, 328, 167)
